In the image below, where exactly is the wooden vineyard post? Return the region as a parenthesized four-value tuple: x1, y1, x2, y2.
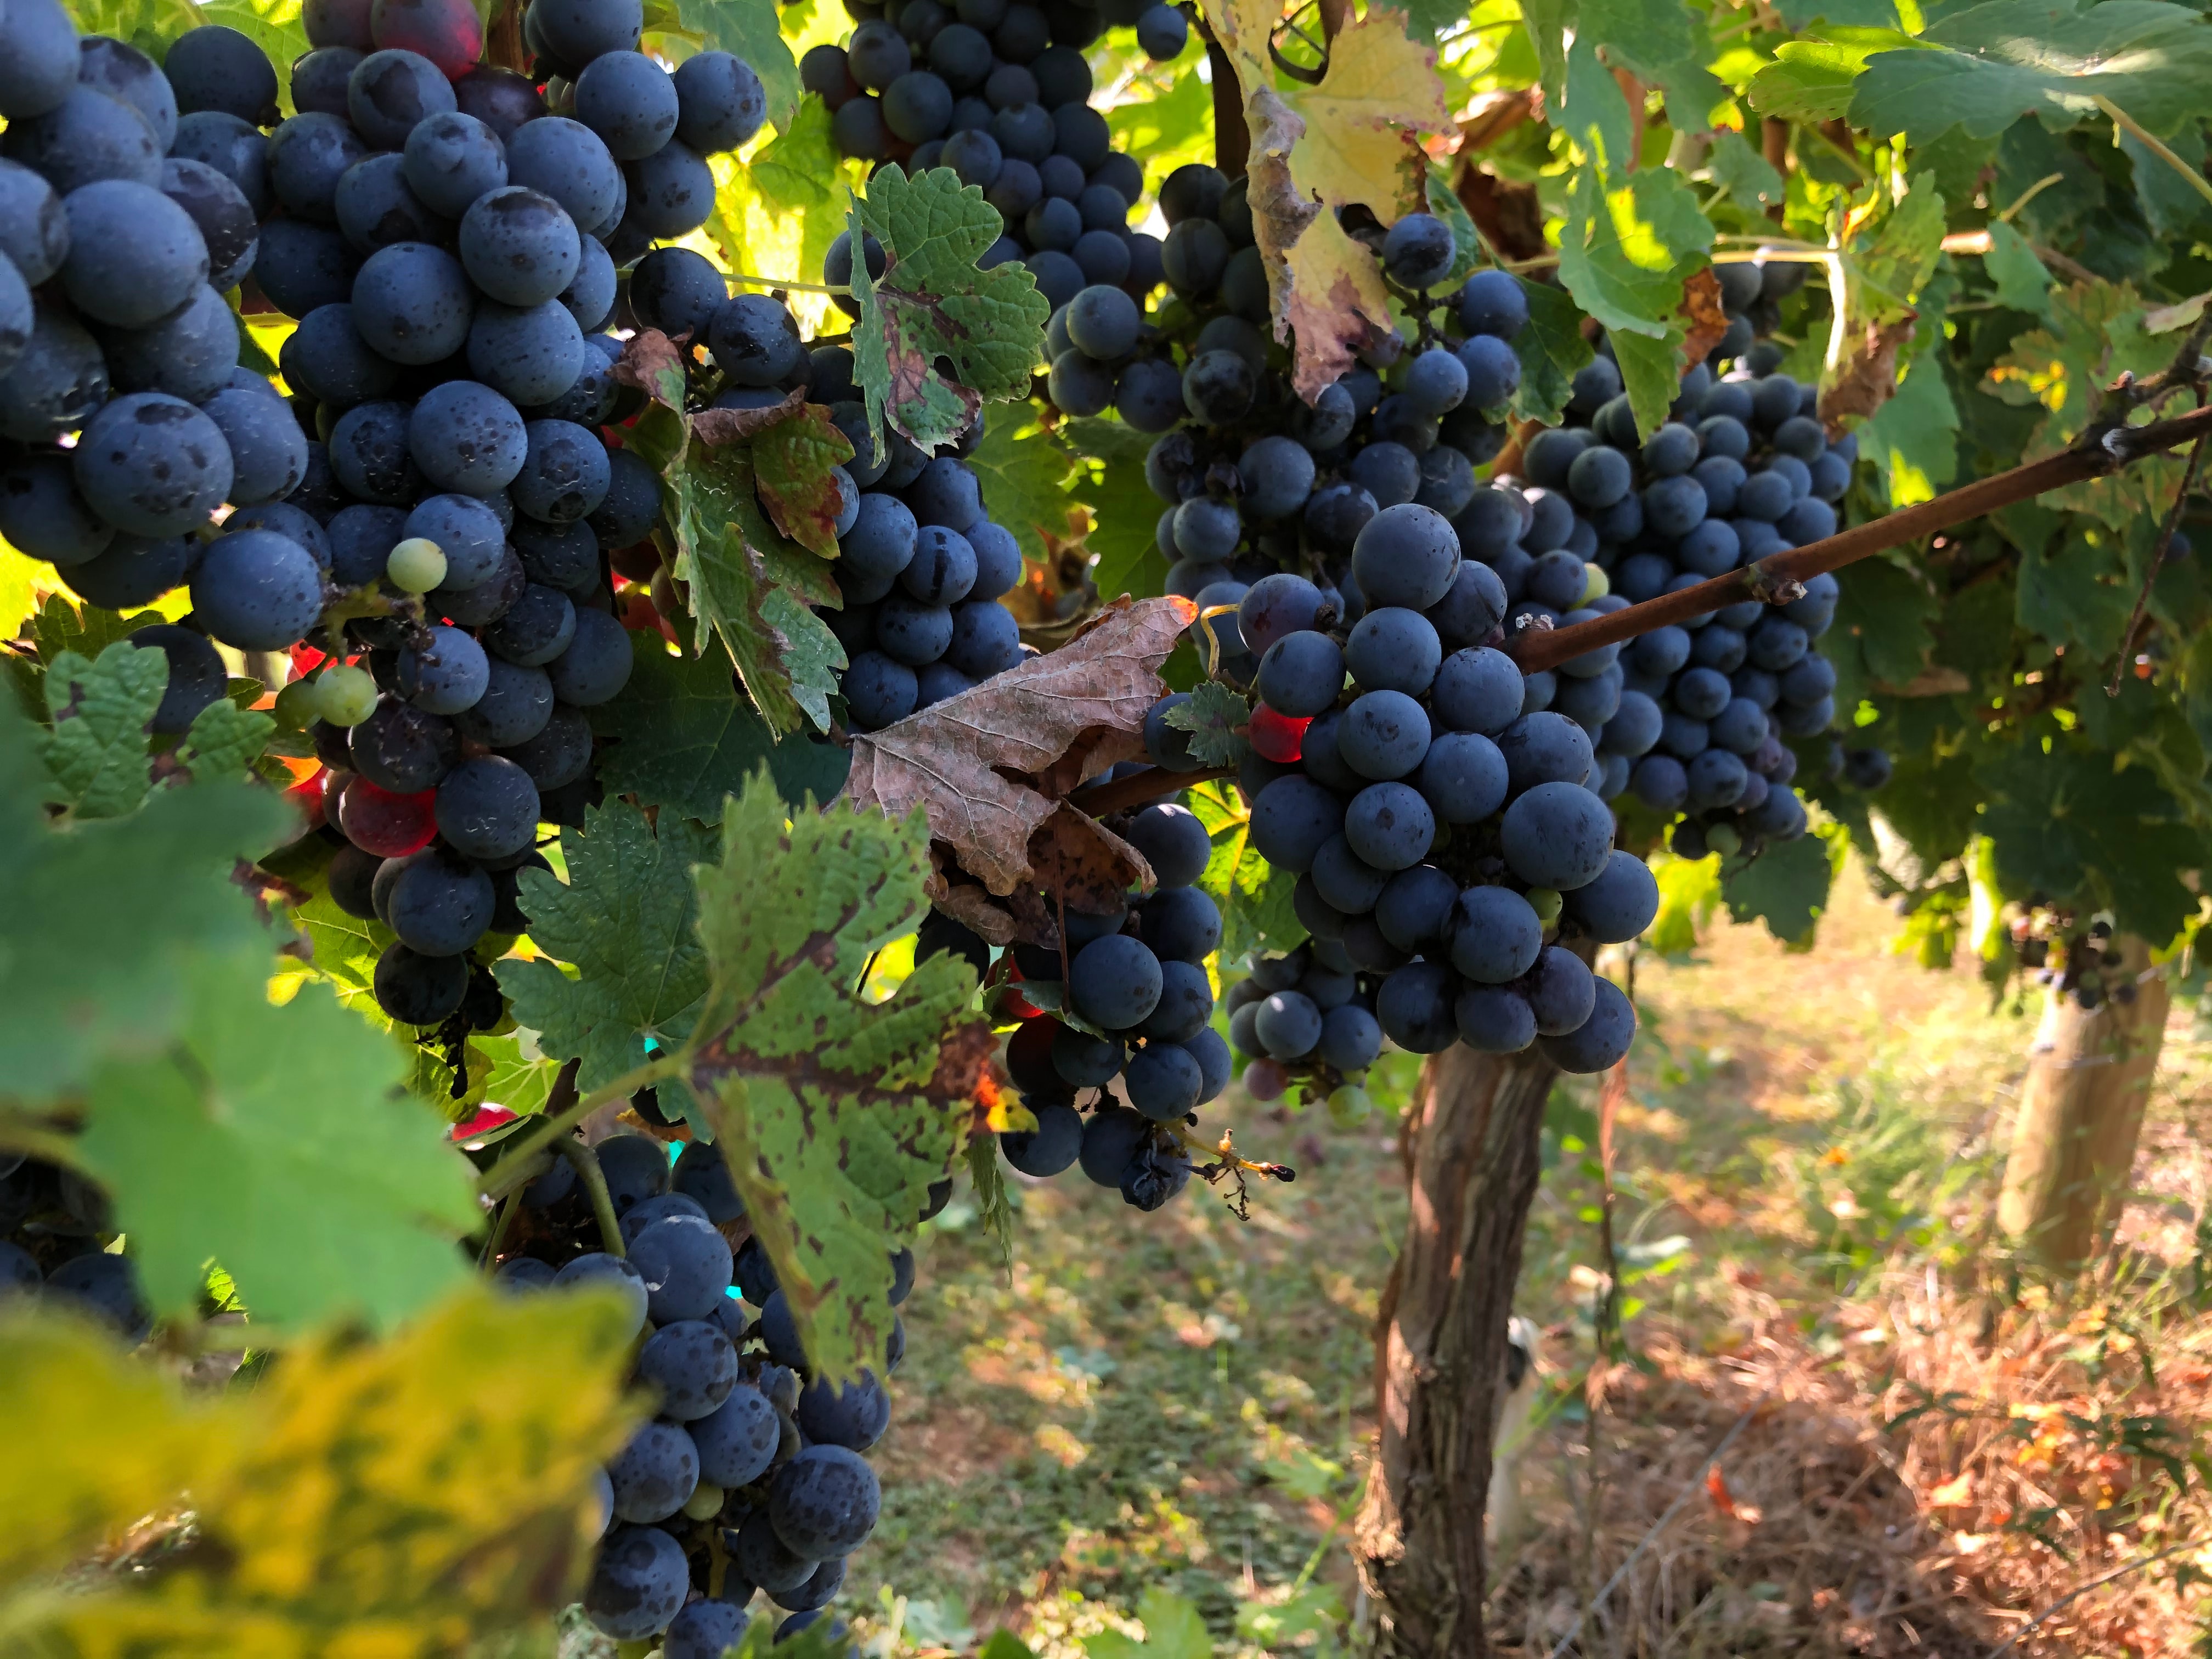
(1354, 1043, 1558, 1658)
(1998, 934, 2171, 1274)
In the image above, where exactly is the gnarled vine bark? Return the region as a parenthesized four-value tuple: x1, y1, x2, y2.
(1354, 1042, 1558, 1659)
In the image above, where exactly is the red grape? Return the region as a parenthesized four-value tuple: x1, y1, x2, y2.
(338, 776, 439, 856)
(369, 0, 482, 77)
(1248, 704, 1309, 763)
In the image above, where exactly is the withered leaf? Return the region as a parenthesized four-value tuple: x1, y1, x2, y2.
(1820, 314, 1919, 432)
(842, 596, 1196, 905)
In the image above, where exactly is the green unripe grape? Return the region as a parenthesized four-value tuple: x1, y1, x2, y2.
(1328, 1085, 1373, 1129)
(1707, 822, 1743, 858)
(1578, 563, 1610, 605)
(1526, 886, 1563, 926)
(386, 537, 447, 594)
(681, 1481, 725, 1521)
(272, 676, 322, 730)
(314, 663, 379, 727)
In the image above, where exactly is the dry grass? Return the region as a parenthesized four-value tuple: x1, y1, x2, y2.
(853, 857, 2212, 1658)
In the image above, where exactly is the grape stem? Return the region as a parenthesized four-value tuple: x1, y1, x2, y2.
(561, 1135, 627, 1259)
(474, 1050, 688, 1201)
(1507, 399, 2212, 675)
(1068, 763, 1236, 816)
(1165, 1118, 1293, 1182)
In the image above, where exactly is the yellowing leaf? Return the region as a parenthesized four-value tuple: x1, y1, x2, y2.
(1279, 210, 1402, 404)
(0, 1310, 217, 1583)
(1278, 9, 1451, 223)
(16, 1289, 641, 1658)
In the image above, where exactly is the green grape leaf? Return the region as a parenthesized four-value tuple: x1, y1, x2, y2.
(1852, 0, 2212, 144)
(1509, 274, 1597, 427)
(0, 698, 291, 1103)
(1705, 129, 1786, 212)
(847, 165, 1052, 459)
(1555, 165, 1714, 342)
(77, 950, 478, 1329)
(2015, 523, 2135, 658)
(966, 1129, 1015, 1274)
(669, 442, 847, 737)
(1850, 171, 1946, 324)
(1061, 415, 1166, 600)
(685, 771, 992, 1385)
(1860, 321, 1960, 507)
(182, 697, 275, 783)
(41, 643, 163, 819)
(654, 0, 800, 131)
(1421, 163, 1484, 294)
(1554, 31, 1636, 173)
(1085, 1589, 1216, 1659)
(495, 799, 720, 1093)
(1774, 0, 1909, 23)
(273, 843, 397, 1018)
(1982, 219, 2053, 317)
(2120, 123, 2212, 240)
(1188, 777, 1305, 961)
(590, 629, 852, 824)
(1520, 0, 1570, 110)
(1720, 832, 1835, 946)
(1748, 29, 1922, 123)
(751, 403, 857, 560)
(1103, 67, 1211, 173)
(27, 591, 161, 668)
(1825, 554, 1942, 710)
(966, 402, 1080, 565)
(1164, 681, 1251, 767)
(1978, 741, 2210, 943)
(1610, 329, 1690, 442)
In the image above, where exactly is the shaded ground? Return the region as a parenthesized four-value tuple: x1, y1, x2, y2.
(849, 860, 2212, 1658)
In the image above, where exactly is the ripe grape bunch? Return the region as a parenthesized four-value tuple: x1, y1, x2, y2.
(1221, 937, 1385, 1113)
(958, 800, 1239, 1209)
(1519, 320, 1881, 862)
(493, 1123, 918, 1649)
(0, 0, 791, 1037)
(804, 0, 1184, 315)
(0, 1156, 154, 1341)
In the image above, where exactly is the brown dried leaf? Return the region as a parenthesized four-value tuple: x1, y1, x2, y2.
(610, 329, 689, 411)
(690, 388, 809, 448)
(841, 595, 1197, 898)
(1819, 314, 1918, 433)
(1678, 268, 1730, 366)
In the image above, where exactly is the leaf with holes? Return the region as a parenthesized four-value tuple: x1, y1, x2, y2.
(847, 165, 1051, 459)
(495, 799, 719, 1093)
(684, 769, 992, 1384)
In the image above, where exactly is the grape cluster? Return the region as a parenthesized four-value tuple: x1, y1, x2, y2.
(497, 1122, 916, 1647)
(1221, 935, 1381, 1103)
(0, 1156, 152, 1340)
(1161, 501, 1652, 1064)
(973, 801, 1231, 1209)
(0, 0, 802, 1034)
(804, 0, 1182, 314)
(1519, 323, 1857, 861)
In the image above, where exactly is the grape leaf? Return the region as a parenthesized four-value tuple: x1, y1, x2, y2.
(1553, 32, 1635, 177)
(967, 401, 1080, 565)
(1826, 553, 1942, 710)
(659, 0, 800, 132)
(752, 402, 857, 559)
(1978, 741, 2211, 943)
(5, 1290, 637, 1655)
(1060, 415, 1165, 600)
(590, 628, 852, 824)
(1705, 128, 1786, 212)
(1276, 7, 1452, 225)
(76, 950, 479, 1330)
(1188, 777, 1306, 962)
(1510, 274, 1597, 426)
(847, 165, 1052, 458)
(41, 642, 163, 819)
(1164, 681, 1252, 767)
(1852, 0, 2212, 144)
(1555, 165, 1715, 342)
(182, 697, 275, 782)
(0, 1308, 219, 1582)
(26, 590, 162, 667)
(1747, 27, 1922, 123)
(1085, 1588, 1216, 1659)
(669, 442, 847, 737)
(1983, 219, 2054, 316)
(1849, 171, 1946, 324)
(1860, 346, 1961, 508)
(1720, 832, 1835, 946)
(2119, 124, 2212, 240)
(684, 770, 993, 1385)
(843, 597, 1195, 900)
(496, 799, 719, 1093)
(0, 698, 287, 1101)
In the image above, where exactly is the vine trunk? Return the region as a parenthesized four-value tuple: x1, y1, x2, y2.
(1998, 933, 2171, 1274)
(1354, 1043, 1558, 1658)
